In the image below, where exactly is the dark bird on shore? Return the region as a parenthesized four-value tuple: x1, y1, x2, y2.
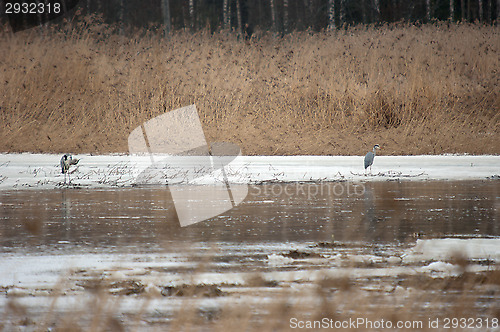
(60, 154, 79, 184)
(364, 144, 380, 173)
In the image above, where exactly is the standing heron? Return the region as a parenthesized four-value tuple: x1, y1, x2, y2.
(364, 144, 380, 173)
(60, 154, 79, 184)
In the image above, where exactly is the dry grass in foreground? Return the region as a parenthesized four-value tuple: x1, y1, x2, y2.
(1, 264, 499, 331)
(0, 20, 498, 155)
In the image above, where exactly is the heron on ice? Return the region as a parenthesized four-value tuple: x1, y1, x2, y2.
(364, 144, 380, 174)
(60, 154, 79, 184)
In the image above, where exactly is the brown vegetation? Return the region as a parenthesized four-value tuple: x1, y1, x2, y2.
(2, 261, 499, 331)
(0, 20, 498, 155)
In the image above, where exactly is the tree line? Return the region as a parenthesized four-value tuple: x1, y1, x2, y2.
(2, 0, 499, 34)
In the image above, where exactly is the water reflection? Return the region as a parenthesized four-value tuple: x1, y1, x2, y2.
(0, 181, 498, 253)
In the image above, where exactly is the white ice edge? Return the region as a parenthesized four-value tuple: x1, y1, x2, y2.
(403, 238, 500, 263)
(1, 239, 499, 289)
(0, 154, 499, 190)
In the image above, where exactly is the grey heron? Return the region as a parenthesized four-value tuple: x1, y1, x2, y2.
(364, 144, 380, 173)
(60, 154, 79, 184)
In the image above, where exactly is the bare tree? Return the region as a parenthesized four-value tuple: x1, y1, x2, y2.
(328, 0, 336, 29)
(270, 0, 276, 32)
(118, 0, 125, 34)
(426, 0, 431, 20)
(373, 0, 381, 21)
(361, 0, 368, 23)
(340, 0, 346, 24)
(486, 0, 492, 22)
(283, 0, 289, 33)
(161, 0, 171, 35)
(236, 0, 242, 33)
(450, 0, 454, 20)
(223, 0, 230, 29)
(485, 0, 491, 22)
(189, 0, 195, 30)
(303, 0, 313, 27)
(392, 0, 397, 21)
(228, 0, 232, 29)
(36, 8, 44, 33)
(479, 0, 483, 20)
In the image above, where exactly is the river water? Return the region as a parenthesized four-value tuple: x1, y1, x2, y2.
(1, 181, 498, 250)
(0, 180, 499, 330)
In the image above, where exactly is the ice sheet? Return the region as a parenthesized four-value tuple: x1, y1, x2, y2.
(0, 154, 499, 190)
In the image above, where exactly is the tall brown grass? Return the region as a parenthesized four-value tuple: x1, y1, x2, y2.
(0, 20, 498, 155)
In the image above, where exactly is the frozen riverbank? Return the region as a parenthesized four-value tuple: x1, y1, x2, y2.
(0, 154, 499, 190)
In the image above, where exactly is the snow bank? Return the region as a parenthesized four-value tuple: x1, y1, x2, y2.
(0, 154, 498, 190)
(420, 262, 463, 276)
(403, 238, 500, 264)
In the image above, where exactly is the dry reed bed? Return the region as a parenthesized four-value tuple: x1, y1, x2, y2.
(0, 21, 499, 155)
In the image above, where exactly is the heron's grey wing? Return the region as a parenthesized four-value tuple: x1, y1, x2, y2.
(70, 158, 79, 166)
(60, 156, 66, 173)
(364, 152, 374, 169)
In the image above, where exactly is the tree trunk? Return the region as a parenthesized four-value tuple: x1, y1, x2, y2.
(340, 0, 346, 24)
(37, 7, 44, 32)
(237, 0, 242, 34)
(361, 0, 367, 24)
(486, 0, 491, 22)
(270, 0, 276, 32)
(118, 0, 124, 35)
(426, 0, 431, 21)
(392, 0, 398, 22)
(328, 0, 335, 29)
(223, 0, 229, 30)
(478, 0, 483, 20)
(161, 0, 171, 35)
(283, 0, 289, 34)
(189, 0, 195, 30)
(485, 0, 490, 22)
(228, 0, 232, 30)
(303, 0, 312, 28)
(461, 0, 466, 20)
(450, 0, 454, 20)
(373, 0, 380, 21)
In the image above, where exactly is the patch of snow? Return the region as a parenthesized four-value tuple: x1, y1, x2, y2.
(144, 283, 162, 297)
(347, 254, 384, 264)
(0, 154, 499, 190)
(267, 254, 294, 266)
(420, 261, 463, 277)
(386, 256, 403, 264)
(403, 238, 500, 264)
